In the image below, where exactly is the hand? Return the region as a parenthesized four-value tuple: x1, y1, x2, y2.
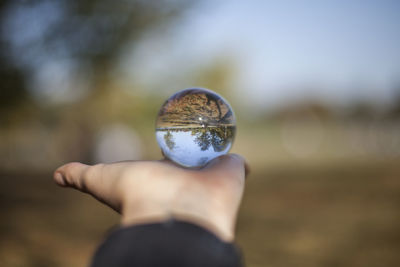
(53, 154, 247, 241)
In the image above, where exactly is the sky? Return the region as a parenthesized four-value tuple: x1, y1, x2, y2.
(3, 0, 399, 110)
(124, 0, 400, 109)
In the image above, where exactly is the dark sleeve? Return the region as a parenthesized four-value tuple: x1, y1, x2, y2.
(90, 219, 244, 267)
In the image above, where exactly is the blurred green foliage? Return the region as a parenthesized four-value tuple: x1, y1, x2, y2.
(0, 0, 197, 166)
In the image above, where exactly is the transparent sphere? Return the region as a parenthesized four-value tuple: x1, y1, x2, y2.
(156, 88, 236, 168)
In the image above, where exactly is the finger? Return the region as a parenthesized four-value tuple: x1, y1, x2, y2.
(54, 162, 92, 190)
(54, 162, 125, 211)
(54, 162, 112, 199)
(54, 161, 138, 190)
(203, 154, 246, 181)
(54, 161, 137, 193)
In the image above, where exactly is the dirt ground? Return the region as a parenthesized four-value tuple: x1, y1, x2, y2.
(1, 161, 400, 267)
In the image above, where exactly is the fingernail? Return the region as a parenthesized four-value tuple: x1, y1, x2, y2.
(54, 172, 66, 186)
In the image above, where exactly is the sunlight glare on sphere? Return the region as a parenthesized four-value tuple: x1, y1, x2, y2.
(155, 88, 236, 168)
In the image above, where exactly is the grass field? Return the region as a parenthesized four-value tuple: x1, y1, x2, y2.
(1, 160, 400, 267)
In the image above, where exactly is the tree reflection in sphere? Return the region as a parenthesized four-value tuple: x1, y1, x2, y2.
(156, 88, 236, 167)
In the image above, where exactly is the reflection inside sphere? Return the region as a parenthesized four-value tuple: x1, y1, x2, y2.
(156, 88, 236, 167)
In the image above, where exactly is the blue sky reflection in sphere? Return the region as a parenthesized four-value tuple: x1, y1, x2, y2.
(156, 88, 236, 167)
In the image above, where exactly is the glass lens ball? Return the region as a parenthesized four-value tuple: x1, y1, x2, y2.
(156, 88, 236, 167)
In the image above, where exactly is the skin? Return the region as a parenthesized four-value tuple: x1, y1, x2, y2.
(53, 154, 248, 242)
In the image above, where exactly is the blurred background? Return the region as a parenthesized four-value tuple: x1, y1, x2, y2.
(1, 0, 400, 266)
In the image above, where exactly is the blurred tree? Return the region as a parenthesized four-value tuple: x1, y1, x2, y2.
(0, 67, 29, 123)
(388, 85, 400, 118)
(0, 1, 32, 125)
(268, 100, 335, 122)
(191, 57, 237, 98)
(347, 101, 377, 120)
(0, 0, 195, 166)
(0, 0, 193, 106)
